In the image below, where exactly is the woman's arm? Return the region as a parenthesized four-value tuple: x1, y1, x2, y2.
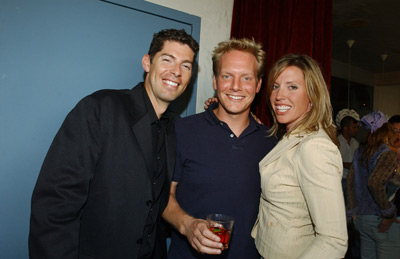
(346, 164, 358, 220)
(368, 151, 398, 214)
(296, 135, 348, 258)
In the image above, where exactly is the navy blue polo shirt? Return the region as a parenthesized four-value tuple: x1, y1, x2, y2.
(168, 103, 277, 259)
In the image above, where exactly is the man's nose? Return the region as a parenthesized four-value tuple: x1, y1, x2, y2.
(171, 64, 181, 77)
(230, 77, 241, 91)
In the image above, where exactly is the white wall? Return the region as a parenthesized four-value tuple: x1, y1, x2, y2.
(374, 85, 400, 117)
(374, 71, 400, 116)
(145, 0, 234, 113)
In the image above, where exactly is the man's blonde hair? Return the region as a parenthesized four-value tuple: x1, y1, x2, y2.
(212, 38, 266, 80)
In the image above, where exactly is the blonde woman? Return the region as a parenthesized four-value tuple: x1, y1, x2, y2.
(252, 54, 348, 258)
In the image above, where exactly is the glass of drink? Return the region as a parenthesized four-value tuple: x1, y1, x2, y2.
(206, 213, 234, 250)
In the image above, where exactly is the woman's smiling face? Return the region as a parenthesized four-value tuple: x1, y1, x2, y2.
(270, 66, 311, 131)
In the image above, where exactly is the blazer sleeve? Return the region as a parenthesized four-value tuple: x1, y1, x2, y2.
(29, 95, 101, 259)
(296, 135, 348, 258)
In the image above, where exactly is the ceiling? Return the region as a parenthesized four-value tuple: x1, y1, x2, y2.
(332, 0, 400, 74)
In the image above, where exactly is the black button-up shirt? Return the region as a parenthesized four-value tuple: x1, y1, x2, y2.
(138, 91, 169, 258)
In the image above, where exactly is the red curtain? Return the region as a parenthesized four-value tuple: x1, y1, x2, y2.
(231, 0, 332, 125)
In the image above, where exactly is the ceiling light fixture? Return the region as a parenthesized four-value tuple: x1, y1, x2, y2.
(380, 54, 388, 85)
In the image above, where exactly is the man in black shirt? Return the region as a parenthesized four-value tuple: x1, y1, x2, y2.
(29, 29, 199, 259)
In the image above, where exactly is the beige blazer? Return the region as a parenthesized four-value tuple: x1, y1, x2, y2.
(252, 128, 348, 259)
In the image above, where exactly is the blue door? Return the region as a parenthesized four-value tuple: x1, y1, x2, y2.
(0, 0, 200, 257)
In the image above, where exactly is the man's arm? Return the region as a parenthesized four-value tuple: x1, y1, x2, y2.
(29, 96, 100, 258)
(162, 181, 223, 254)
(343, 162, 352, 169)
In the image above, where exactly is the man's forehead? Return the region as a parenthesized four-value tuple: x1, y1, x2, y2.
(158, 41, 194, 60)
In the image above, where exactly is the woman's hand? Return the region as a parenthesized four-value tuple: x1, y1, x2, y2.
(378, 216, 400, 233)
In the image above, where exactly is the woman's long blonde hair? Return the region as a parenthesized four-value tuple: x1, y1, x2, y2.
(267, 54, 337, 144)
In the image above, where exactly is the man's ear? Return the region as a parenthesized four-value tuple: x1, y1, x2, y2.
(256, 78, 262, 93)
(212, 76, 217, 90)
(142, 54, 151, 72)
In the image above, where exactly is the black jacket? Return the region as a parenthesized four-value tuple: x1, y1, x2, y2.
(29, 83, 177, 258)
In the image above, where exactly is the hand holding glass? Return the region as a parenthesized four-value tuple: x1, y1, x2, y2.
(206, 214, 234, 250)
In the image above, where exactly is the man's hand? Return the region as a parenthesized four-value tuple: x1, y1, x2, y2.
(162, 182, 223, 255)
(250, 112, 263, 124)
(204, 97, 218, 110)
(182, 217, 223, 254)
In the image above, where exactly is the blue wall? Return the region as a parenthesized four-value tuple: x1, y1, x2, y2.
(0, 0, 200, 257)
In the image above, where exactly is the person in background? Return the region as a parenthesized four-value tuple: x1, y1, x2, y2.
(252, 54, 348, 258)
(388, 115, 400, 153)
(336, 108, 360, 197)
(335, 109, 361, 259)
(347, 111, 400, 259)
(29, 29, 199, 259)
(388, 115, 400, 233)
(162, 38, 276, 258)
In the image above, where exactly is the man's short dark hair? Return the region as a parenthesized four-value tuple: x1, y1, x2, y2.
(389, 115, 400, 124)
(340, 116, 358, 129)
(148, 29, 199, 61)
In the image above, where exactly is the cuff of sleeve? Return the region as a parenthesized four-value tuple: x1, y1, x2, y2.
(381, 204, 396, 219)
(346, 208, 357, 222)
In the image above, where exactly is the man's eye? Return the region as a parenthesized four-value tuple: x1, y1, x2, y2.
(182, 64, 191, 70)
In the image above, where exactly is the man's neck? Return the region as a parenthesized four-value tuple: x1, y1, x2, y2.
(151, 100, 168, 119)
(213, 108, 250, 137)
(342, 132, 352, 145)
(144, 84, 168, 119)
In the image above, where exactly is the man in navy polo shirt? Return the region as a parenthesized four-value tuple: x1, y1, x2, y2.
(162, 38, 276, 258)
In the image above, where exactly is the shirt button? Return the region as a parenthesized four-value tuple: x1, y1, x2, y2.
(153, 181, 156, 185)
(146, 200, 152, 206)
(157, 156, 160, 160)
(220, 122, 223, 126)
(230, 134, 234, 138)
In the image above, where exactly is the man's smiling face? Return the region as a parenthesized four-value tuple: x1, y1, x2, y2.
(213, 50, 261, 118)
(143, 40, 194, 109)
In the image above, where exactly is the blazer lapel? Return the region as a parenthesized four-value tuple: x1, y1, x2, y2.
(129, 83, 153, 174)
(259, 133, 305, 167)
